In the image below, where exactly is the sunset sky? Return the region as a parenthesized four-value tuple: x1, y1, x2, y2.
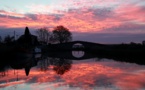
(0, 0, 145, 43)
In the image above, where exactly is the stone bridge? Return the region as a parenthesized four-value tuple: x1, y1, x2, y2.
(49, 40, 103, 51)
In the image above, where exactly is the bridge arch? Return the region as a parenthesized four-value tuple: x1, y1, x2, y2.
(72, 43, 85, 58)
(47, 41, 102, 59)
(72, 42, 84, 50)
(49, 40, 102, 51)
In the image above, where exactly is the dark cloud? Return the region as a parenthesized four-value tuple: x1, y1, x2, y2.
(67, 7, 115, 20)
(0, 14, 7, 18)
(25, 13, 64, 21)
(25, 14, 38, 20)
(0, 10, 5, 12)
(0, 14, 26, 19)
(0, 10, 26, 19)
(52, 14, 64, 21)
(91, 8, 115, 20)
(5, 15, 25, 19)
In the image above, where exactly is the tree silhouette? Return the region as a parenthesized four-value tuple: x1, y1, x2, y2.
(4, 35, 14, 44)
(35, 27, 50, 44)
(52, 25, 72, 43)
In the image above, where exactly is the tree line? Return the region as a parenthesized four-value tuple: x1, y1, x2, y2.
(36, 25, 72, 44)
(0, 25, 72, 45)
(0, 35, 15, 44)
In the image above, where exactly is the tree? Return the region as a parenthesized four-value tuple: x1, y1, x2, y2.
(142, 40, 145, 45)
(52, 25, 72, 43)
(4, 35, 14, 44)
(35, 27, 50, 44)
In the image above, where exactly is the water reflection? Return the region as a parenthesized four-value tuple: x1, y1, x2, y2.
(72, 51, 85, 58)
(52, 58, 72, 75)
(72, 43, 85, 58)
(36, 57, 72, 75)
(1, 51, 145, 90)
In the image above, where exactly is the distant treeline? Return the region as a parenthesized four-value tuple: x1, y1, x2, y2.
(90, 43, 145, 65)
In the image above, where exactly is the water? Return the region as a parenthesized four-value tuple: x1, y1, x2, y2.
(1, 51, 145, 90)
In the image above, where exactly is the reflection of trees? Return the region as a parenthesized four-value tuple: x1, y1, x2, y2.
(0, 65, 9, 77)
(52, 58, 72, 75)
(37, 57, 72, 75)
(0, 69, 6, 77)
(37, 56, 51, 71)
(4, 35, 14, 44)
(35, 27, 51, 44)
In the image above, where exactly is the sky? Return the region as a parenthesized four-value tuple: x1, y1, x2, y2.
(0, 0, 145, 43)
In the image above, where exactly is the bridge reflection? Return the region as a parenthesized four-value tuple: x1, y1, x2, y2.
(46, 51, 97, 60)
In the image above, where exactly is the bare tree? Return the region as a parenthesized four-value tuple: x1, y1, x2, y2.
(52, 25, 72, 43)
(35, 27, 50, 44)
(4, 35, 14, 44)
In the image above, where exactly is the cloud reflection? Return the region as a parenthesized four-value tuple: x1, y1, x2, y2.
(0, 59, 145, 90)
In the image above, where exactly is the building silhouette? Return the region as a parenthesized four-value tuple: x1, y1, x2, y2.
(17, 27, 39, 48)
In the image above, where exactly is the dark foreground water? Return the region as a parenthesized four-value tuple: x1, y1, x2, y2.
(1, 52, 145, 90)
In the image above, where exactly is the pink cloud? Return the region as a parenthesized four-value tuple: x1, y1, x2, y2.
(0, 3, 145, 34)
(115, 4, 145, 23)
